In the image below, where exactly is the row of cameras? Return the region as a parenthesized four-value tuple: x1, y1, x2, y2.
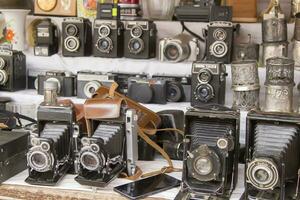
(22, 77, 300, 200)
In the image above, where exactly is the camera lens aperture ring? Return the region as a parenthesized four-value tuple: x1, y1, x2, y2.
(0, 70, 8, 85)
(65, 24, 78, 36)
(209, 41, 228, 58)
(64, 36, 80, 52)
(84, 81, 101, 98)
(128, 38, 144, 55)
(130, 25, 143, 38)
(213, 28, 227, 41)
(246, 158, 279, 190)
(98, 25, 111, 37)
(195, 84, 214, 102)
(27, 147, 54, 173)
(96, 37, 113, 54)
(0, 58, 6, 69)
(163, 42, 184, 62)
(80, 149, 105, 171)
(167, 82, 183, 102)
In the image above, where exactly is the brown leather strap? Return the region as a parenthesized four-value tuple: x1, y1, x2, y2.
(120, 166, 143, 180)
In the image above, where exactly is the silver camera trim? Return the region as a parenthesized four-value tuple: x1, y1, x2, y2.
(0, 57, 5, 69)
(128, 37, 145, 55)
(64, 36, 80, 52)
(98, 24, 111, 38)
(45, 78, 61, 94)
(96, 37, 113, 53)
(0, 70, 8, 85)
(213, 28, 227, 41)
(27, 146, 54, 173)
(209, 41, 228, 58)
(80, 146, 105, 171)
(65, 24, 79, 36)
(83, 80, 101, 99)
(130, 25, 143, 38)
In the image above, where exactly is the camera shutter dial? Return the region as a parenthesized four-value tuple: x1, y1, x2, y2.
(130, 25, 143, 38)
(246, 158, 279, 190)
(0, 70, 8, 85)
(64, 36, 80, 52)
(195, 84, 214, 102)
(187, 145, 221, 182)
(84, 81, 102, 98)
(96, 37, 113, 53)
(128, 38, 145, 55)
(98, 25, 111, 37)
(209, 41, 228, 58)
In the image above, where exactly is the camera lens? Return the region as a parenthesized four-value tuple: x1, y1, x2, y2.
(0, 70, 8, 85)
(64, 36, 80, 52)
(65, 24, 78, 36)
(164, 44, 180, 61)
(167, 82, 183, 102)
(96, 37, 113, 53)
(210, 41, 228, 58)
(98, 25, 110, 37)
(213, 28, 227, 41)
(84, 81, 101, 98)
(195, 157, 213, 176)
(196, 84, 214, 102)
(28, 151, 51, 172)
(254, 169, 270, 183)
(198, 69, 212, 83)
(0, 58, 5, 69)
(80, 151, 102, 171)
(131, 26, 143, 38)
(128, 38, 144, 54)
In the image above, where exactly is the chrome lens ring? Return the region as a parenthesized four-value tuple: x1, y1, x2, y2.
(0, 70, 8, 85)
(209, 41, 228, 58)
(80, 150, 103, 171)
(83, 81, 101, 98)
(198, 69, 212, 83)
(98, 24, 111, 37)
(64, 36, 80, 52)
(0, 57, 5, 69)
(65, 24, 78, 36)
(130, 25, 143, 38)
(213, 28, 227, 41)
(96, 37, 113, 53)
(27, 149, 53, 172)
(128, 38, 144, 55)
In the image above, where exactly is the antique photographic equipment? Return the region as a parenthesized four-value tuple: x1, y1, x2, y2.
(127, 76, 167, 104)
(174, 0, 221, 22)
(244, 111, 300, 200)
(34, 19, 59, 57)
(159, 34, 200, 63)
(118, 0, 141, 20)
(231, 60, 260, 111)
(112, 72, 147, 95)
(191, 61, 227, 107)
(0, 45, 26, 92)
(75, 109, 138, 187)
(152, 75, 191, 102)
(293, 13, 300, 70)
(264, 57, 295, 113)
(205, 7, 234, 64)
(34, 0, 77, 16)
(0, 130, 29, 183)
(93, 19, 124, 58)
(233, 34, 259, 62)
(62, 17, 92, 57)
(37, 71, 76, 97)
(262, 41, 288, 67)
(97, 2, 120, 19)
(26, 81, 78, 185)
(77, 71, 117, 99)
(175, 106, 239, 199)
(124, 20, 157, 59)
(226, 0, 257, 22)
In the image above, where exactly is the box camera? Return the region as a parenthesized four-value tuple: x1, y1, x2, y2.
(152, 75, 191, 102)
(26, 81, 78, 186)
(75, 109, 138, 187)
(34, 19, 59, 57)
(112, 72, 147, 95)
(244, 111, 300, 200)
(77, 71, 117, 99)
(175, 106, 239, 199)
(205, 21, 234, 64)
(127, 77, 167, 104)
(174, 0, 221, 22)
(124, 20, 157, 59)
(62, 17, 92, 57)
(191, 61, 227, 107)
(0, 45, 26, 92)
(159, 34, 200, 63)
(93, 19, 124, 58)
(37, 71, 76, 97)
(0, 130, 29, 183)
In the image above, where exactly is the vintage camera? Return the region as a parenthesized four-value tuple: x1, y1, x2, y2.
(191, 61, 227, 107)
(244, 111, 300, 200)
(93, 19, 124, 58)
(75, 109, 138, 187)
(0, 45, 26, 92)
(124, 20, 157, 59)
(159, 34, 200, 63)
(206, 21, 234, 64)
(62, 18, 92, 57)
(174, 0, 221, 22)
(152, 75, 191, 102)
(34, 19, 59, 57)
(175, 106, 239, 199)
(127, 77, 167, 104)
(26, 81, 79, 185)
(37, 71, 76, 97)
(112, 72, 147, 95)
(77, 71, 117, 99)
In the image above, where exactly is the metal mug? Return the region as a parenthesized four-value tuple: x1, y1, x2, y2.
(261, 42, 288, 67)
(232, 89, 260, 111)
(293, 40, 300, 70)
(262, 17, 287, 43)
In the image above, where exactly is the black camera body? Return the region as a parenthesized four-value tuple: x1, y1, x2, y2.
(152, 75, 191, 102)
(124, 20, 157, 59)
(37, 71, 76, 97)
(93, 19, 124, 58)
(26, 102, 78, 186)
(0, 46, 26, 92)
(112, 72, 147, 95)
(34, 19, 59, 57)
(244, 111, 300, 200)
(176, 106, 239, 199)
(62, 17, 92, 57)
(127, 76, 167, 104)
(191, 61, 227, 107)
